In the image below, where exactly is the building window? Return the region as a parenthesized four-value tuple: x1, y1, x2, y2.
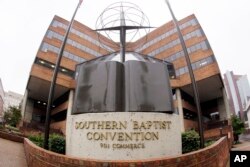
(46, 30, 64, 41)
(40, 42, 86, 63)
(45, 28, 109, 57)
(40, 42, 60, 53)
(183, 29, 204, 41)
(51, 20, 114, 52)
(136, 18, 199, 52)
(51, 20, 68, 29)
(175, 55, 215, 76)
(35, 58, 75, 78)
(148, 38, 180, 57)
(144, 29, 206, 58)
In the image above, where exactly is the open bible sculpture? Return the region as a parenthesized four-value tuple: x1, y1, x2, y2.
(72, 52, 174, 114)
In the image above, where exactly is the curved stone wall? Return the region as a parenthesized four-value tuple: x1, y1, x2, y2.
(24, 137, 229, 167)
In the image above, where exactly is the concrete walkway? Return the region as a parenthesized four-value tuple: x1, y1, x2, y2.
(231, 134, 250, 151)
(0, 138, 27, 167)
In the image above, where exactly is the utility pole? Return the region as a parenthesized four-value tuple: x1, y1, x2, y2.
(44, 0, 83, 149)
(164, 0, 204, 148)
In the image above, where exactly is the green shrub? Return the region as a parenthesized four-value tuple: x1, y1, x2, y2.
(28, 134, 44, 147)
(231, 115, 245, 144)
(231, 115, 245, 135)
(49, 133, 65, 154)
(28, 133, 65, 154)
(182, 130, 200, 153)
(205, 139, 215, 147)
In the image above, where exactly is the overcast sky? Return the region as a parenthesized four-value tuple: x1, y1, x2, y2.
(0, 0, 250, 95)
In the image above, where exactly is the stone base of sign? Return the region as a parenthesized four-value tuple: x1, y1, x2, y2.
(66, 112, 181, 160)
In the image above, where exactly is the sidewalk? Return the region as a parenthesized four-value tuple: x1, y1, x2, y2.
(0, 138, 27, 167)
(231, 134, 250, 151)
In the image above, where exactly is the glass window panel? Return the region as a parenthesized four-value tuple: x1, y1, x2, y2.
(191, 63, 196, 70)
(47, 30, 52, 38)
(173, 39, 178, 46)
(172, 54, 176, 61)
(72, 41, 77, 47)
(176, 39, 180, 44)
(196, 29, 202, 37)
(165, 57, 170, 62)
(41, 43, 47, 52)
(69, 53, 74, 59)
(191, 19, 197, 26)
(177, 52, 182, 59)
(200, 59, 207, 67)
(68, 39, 73, 45)
(201, 41, 208, 50)
(52, 21, 57, 27)
(180, 51, 184, 57)
(63, 51, 68, 57)
(179, 67, 185, 75)
(205, 40, 211, 49)
(55, 47, 60, 53)
(196, 61, 201, 68)
(190, 46, 196, 52)
(186, 34, 190, 40)
(197, 43, 202, 50)
(176, 70, 180, 76)
(206, 56, 213, 64)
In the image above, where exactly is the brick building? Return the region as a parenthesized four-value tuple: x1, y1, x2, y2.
(21, 14, 230, 134)
(4, 91, 23, 109)
(224, 71, 250, 122)
(0, 79, 4, 118)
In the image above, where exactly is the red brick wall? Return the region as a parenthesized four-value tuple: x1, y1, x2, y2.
(184, 119, 198, 130)
(204, 125, 234, 148)
(50, 120, 66, 135)
(24, 137, 229, 167)
(204, 126, 232, 139)
(0, 131, 24, 143)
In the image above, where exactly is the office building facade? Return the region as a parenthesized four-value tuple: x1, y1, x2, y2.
(0, 79, 4, 117)
(21, 14, 230, 133)
(4, 91, 23, 109)
(224, 71, 250, 120)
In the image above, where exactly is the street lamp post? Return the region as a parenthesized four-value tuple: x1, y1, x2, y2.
(164, 0, 204, 148)
(43, 0, 83, 150)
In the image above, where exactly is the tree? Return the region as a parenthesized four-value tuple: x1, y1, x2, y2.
(231, 115, 245, 143)
(3, 105, 22, 127)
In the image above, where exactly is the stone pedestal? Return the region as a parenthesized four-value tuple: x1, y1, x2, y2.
(66, 112, 181, 160)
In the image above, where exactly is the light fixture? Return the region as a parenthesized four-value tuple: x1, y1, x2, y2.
(37, 101, 41, 104)
(43, 102, 47, 105)
(51, 65, 55, 68)
(39, 60, 45, 64)
(200, 61, 207, 66)
(61, 68, 67, 72)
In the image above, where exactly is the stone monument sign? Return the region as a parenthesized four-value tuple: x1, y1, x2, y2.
(66, 2, 181, 161)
